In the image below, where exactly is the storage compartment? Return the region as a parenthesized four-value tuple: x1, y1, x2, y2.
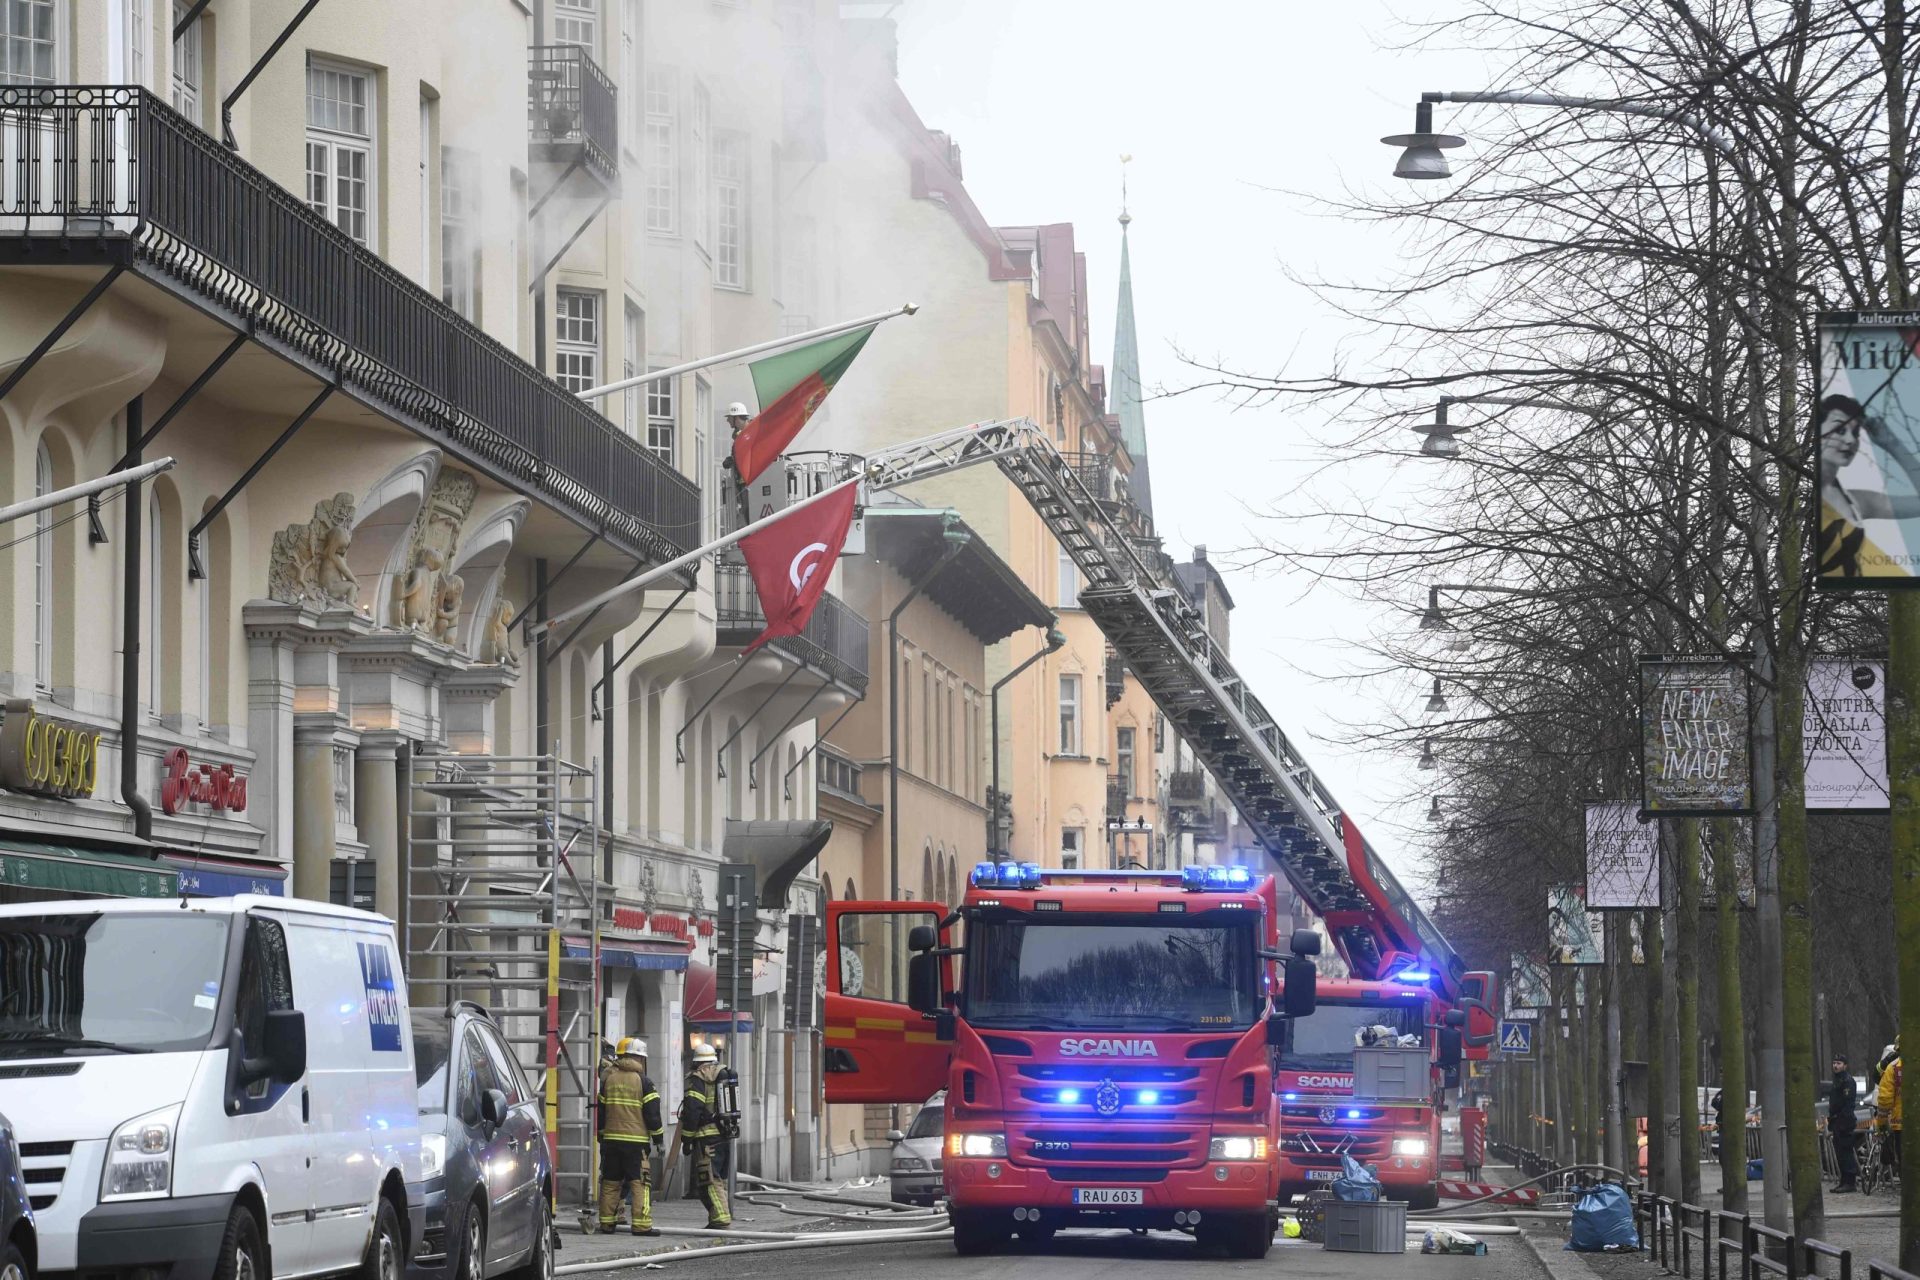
(1322, 1198, 1408, 1254)
(1352, 1045, 1430, 1100)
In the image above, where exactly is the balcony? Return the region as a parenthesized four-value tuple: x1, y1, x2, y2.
(1168, 769, 1207, 805)
(1063, 450, 1156, 544)
(0, 87, 693, 566)
(1106, 775, 1127, 817)
(714, 562, 870, 694)
(529, 45, 619, 189)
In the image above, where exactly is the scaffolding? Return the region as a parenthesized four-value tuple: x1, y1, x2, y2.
(404, 752, 602, 1206)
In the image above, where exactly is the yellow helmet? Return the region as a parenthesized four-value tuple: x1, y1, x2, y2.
(616, 1037, 647, 1059)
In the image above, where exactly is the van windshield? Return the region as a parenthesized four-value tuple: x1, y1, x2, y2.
(0, 913, 231, 1055)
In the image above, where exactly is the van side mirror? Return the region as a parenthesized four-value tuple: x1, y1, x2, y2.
(481, 1087, 509, 1129)
(907, 952, 941, 1015)
(1281, 957, 1317, 1019)
(240, 1009, 307, 1087)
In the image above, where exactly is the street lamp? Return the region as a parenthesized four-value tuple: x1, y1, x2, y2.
(1418, 739, 1437, 771)
(1414, 393, 1608, 457)
(1381, 99, 1465, 180)
(1425, 677, 1449, 714)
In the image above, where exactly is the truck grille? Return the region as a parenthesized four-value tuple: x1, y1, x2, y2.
(1014, 1125, 1199, 1166)
(1017, 1065, 1198, 1084)
(20, 1139, 73, 1211)
(1278, 1131, 1387, 1165)
(1045, 1167, 1167, 1183)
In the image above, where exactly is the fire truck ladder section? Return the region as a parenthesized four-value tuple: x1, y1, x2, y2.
(403, 752, 603, 1205)
(847, 420, 1460, 986)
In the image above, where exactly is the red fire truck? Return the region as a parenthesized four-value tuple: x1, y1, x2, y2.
(824, 862, 1321, 1257)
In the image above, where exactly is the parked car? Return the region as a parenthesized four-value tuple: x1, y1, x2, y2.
(887, 1092, 945, 1206)
(410, 1003, 554, 1280)
(0, 896, 423, 1280)
(0, 1109, 36, 1280)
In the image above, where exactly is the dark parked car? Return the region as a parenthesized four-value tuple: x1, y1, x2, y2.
(0, 1110, 35, 1280)
(410, 1003, 554, 1280)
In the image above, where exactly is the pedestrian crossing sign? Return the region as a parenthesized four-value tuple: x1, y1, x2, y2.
(1498, 1021, 1533, 1056)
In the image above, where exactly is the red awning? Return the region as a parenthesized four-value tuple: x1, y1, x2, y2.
(684, 961, 755, 1032)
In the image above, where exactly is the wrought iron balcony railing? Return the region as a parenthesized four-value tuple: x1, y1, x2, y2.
(0, 87, 690, 564)
(714, 562, 870, 692)
(1168, 769, 1208, 805)
(529, 45, 619, 187)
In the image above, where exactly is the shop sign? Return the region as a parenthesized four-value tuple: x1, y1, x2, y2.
(609, 908, 705, 940)
(159, 747, 248, 816)
(0, 699, 103, 799)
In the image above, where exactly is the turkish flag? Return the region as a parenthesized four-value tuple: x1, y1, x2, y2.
(738, 482, 860, 652)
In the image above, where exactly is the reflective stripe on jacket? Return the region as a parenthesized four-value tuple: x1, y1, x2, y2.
(599, 1058, 664, 1142)
(681, 1073, 720, 1139)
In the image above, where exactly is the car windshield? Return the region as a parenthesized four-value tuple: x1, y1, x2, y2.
(1278, 1001, 1426, 1069)
(412, 1015, 452, 1115)
(964, 915, 1259, 1030)
(907, 1103, 944, 1139)
(0, 913, 231, 1055)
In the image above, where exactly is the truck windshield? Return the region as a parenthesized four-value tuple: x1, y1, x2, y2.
(1278, 1001, 1425, 1069)
(0, 913, 232, 1055)
(964, 916, 1259, 1030)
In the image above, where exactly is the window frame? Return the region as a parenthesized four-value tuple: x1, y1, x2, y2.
(439, 146, 481, 320)
(643, 66, 678, 234)
(713, 129, 747, 289)
(146, 489, 163, 721)
(553, 287, 603, 394)
(1058, 672, 1081, 756)
(1116, 726, 1135, 798)
(551, 0, 598, 53)
(1057, 545, 1078, 609)
(1060, 826, 1082, 871)
(171, 2, 201, 120)
(1, 0, 65, 87)
(645, 368, 675, 463)
(304, 57, 378, 249)
(33, 441, 52, 691)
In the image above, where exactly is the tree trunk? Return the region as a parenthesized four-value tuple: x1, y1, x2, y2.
(1647, 903, 1668, 1193)
(1678, 818, 1703, 1205)
(1775, 647, 1826, 1241)
(1715, 817, 1750, 1215)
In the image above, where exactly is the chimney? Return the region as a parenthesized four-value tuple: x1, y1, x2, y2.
(1193, 545, 1208, 564)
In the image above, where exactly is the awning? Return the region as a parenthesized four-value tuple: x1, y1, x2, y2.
(563, 939, 690, 972)
(685, 961, 755, 1032)
(0, 840, 178, 898)
(722, 819, 833, 909)
(170, 858, 287, 898)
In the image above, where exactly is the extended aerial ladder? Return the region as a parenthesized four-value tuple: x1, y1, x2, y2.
(815, 419, 1464, 993)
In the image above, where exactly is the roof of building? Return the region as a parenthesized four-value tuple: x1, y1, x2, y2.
(1109, 217, 1153, 518)
(1174, 546, 1236, 613)
(865, 506, 1054, 644)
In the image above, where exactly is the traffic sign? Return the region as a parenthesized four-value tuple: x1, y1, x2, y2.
(1498, 1021, 1534, 1056)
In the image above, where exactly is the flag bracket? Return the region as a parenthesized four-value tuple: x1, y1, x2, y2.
(783, 697, 862, 802)
(588, 584, 693, 721)
(189, 379, 336, 580)
(510, 527, 605, 635)
(675, 659, 750, 764)
(545, 557, 644, 664)
(716, 667, 801, 778)
(747, 672, 836, 789)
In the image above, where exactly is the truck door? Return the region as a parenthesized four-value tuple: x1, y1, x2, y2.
(823, 901, 951, 1104)
(1459, 971, 1497, 1061)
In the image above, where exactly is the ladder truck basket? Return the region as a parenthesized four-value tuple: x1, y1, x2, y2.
(1352, 1046, 1431, 1100)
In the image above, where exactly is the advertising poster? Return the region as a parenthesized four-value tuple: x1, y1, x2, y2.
(1804, 657, 1890, 811)
(1814, 312, 1920, 585)
(1548, 884, 1605, 965)
(1508, 953, 1550, 1012)
(1639, 656, 1754, 816)
(1585, 802, 1660, 909)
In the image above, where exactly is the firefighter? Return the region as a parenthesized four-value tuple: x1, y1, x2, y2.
(680, 1043, 732, 1229)
(597, 1037, 664, 1236)
(1877, 1040, 1903, 1176)
(720, 402, 754, 529)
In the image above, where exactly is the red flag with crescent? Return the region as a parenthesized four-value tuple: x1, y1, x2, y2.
(737, 483, 860, 652)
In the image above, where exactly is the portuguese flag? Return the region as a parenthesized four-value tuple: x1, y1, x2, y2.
(731, 325, 876, 485)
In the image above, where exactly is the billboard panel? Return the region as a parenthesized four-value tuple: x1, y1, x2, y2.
(1585, 801, 1660, 909)
(1548, 884, 1604, 965)
(1804, 657, 1889, 811)
(1814, 312, 1920, 585)
(1639, 656, 1754, 816)
(1508, 953, 1550, 1010)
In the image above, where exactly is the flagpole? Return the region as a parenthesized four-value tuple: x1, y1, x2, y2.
(573, 304, 919, 402)
(539, 477, 862, 635)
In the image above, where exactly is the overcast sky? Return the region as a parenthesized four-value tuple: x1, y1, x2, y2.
(892, 1, 1500, 895)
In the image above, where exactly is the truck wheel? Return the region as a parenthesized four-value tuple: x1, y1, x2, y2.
(213, 1205, 265, 1280)
(950, 1210, 1006, 1256)
(1230, 1213, 1273, 1259)
(1406, 1185, 1440, 1212)
(361, 1198, 404, 1280)
(0, 1239, 28, 1280)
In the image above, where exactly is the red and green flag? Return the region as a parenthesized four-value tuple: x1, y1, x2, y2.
(731, 325, 876, 485)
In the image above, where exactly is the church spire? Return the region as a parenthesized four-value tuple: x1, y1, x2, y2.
(1110, 157, 1152, 518)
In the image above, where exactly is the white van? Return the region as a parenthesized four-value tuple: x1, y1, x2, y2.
(0, 894, 425, 1280)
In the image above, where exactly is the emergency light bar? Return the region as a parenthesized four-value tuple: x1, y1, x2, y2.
(1180, 865, 1255, 892)
(971, 861, 1044, 890)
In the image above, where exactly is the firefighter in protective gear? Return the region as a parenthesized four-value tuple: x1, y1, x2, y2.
(1877, 1040, 1904, 1176)
(597, 1037, 665, 1235)
(680, 1043, 732, 1229)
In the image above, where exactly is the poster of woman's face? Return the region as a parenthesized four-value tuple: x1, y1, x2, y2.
(1816, 316, 1920, 583)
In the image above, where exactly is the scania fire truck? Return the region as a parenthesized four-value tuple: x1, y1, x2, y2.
(824, 861, 1322, 1256)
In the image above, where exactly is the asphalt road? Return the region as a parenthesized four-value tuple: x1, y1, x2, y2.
(570, 1226, 1568, 1279)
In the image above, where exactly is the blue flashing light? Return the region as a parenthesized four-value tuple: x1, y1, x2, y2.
(1283, 1092, 1299, 1101)
(1394, 969, 1433, 984)
(970, 861, 998, 887)
(1137, 1089, 1161, 1106)
(1058, 1088, 1081, 1104)
(970, 860, 1046, 890)
(1346, 1109, 1363, 1120)
(1181, 866, 1208, 891)
(1183, 864, 1258, 893)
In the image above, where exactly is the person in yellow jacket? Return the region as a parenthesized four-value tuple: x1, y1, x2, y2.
(597, 1037, 664, 1235)
(679, 1043, 732, 1229)
(1876, 1042, 1903, 1177)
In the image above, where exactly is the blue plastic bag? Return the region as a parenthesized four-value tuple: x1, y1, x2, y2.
(1747, 1158, 1764, 1181)
(1566, 1182, 1640, 1252)
(1332, 1153, 1382, 1203)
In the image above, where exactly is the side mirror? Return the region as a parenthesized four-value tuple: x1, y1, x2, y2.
(239, 1009, 307, 1087)
(907, 924, 937, 953)
(907, 952, 941, 1015)
(481, 1087, 509, 1129)
(1444, 1009, 1466, 1028)
(886, 1129, 906, 1143)
(1290, 929, 1322, 957)
(1266, 1015, 1289, 1048)
(1281, 957, 1317, 1019)
(1437, 1027, 1463, 1069)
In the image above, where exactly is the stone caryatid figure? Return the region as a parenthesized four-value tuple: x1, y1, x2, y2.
(398, 547, 444, 632)
(483, 598, 520, 666)
(268, 493, 360, 610)
(433, 573, 466, 645)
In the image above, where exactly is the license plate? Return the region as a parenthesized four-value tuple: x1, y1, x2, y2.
(1073, 1188, 1144, 1206)
(1305, 1170, 1340, 1182)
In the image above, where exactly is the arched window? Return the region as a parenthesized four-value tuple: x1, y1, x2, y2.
(33, 441, 52, 690)
(146, 489, 163, 719)
(922, 842, 933, 901)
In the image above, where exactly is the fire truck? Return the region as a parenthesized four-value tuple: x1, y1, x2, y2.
(825, 861, 1321, 1256)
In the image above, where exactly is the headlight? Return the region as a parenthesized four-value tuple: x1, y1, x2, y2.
(1392, 1138, 1431, 1157)
(101, 1104, 182, 1201)
(891, 1156, 927, 1173)
(1208, 1136, 1267, 1160)
(946, 1132, 1006, 1158)
(421, 1133, 449, 1180)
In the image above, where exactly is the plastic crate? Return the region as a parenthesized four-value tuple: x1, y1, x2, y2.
(1352, 1046, 1430, 1100)
(1296, 1191, 1333, 1243)
(1323, 1198, 1408, 1254)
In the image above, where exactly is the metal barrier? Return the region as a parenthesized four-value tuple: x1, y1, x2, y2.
(1638, 1191, 1917, 1280)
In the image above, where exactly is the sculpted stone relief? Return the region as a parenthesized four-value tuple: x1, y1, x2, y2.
(481, 598, 520, 667)
(267, 493, 362, 610)
(393, 469, 478, 651)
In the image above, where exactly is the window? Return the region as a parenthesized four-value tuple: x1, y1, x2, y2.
(306, 60, 375, 246)
(690, 80, 709, 249)
(1, 0, 60, 85)
(32, 442, 52, 689)
(552, 0, 597, 52)
(119, 0, 147, 87)
(476, 1022, 531, 1103)
(147, 490, 163, 718)
(713, 130, 746, 288)
(643, 68, 677, 233)
(440, 148, 479, 320)
(329, 858, 374, 911)
(622, 301, 644, 437)
(197, 574, 210, 724)
(694, 377, 714, 533)
(1058, 546, 1078, 608)
(235, 916, 294, 1100)
(1117, 726, 1135, 798)
(1060, 827, 1082, 871)
(553, 289, 602, 393)
(621, 0, 641, 142)
(171, 2, 200, 118)
(456, 1029, 503, 1124)
(645, 370, 674, 462)
(1058, 674, 1080, 755)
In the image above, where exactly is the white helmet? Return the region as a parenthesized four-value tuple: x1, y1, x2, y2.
(617, 1036, 648, 1059)
(725, 402, 751, 419)
(690, 1043, 719, 1065)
